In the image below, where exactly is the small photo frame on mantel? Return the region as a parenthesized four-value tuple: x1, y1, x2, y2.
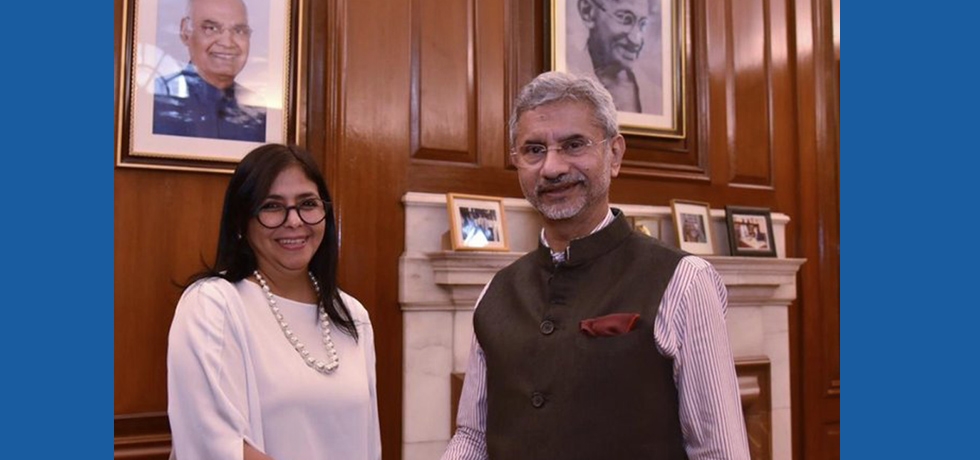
(625, 215, 658, 238)
(725, 206, 777, 257)
(446, 193, 510, 251)
(670, 199, 714, 255)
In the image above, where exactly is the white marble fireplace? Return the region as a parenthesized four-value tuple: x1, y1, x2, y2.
(398, 192, 804, 460)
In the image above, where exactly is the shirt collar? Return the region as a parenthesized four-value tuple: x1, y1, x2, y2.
(541, 208, 616, 264)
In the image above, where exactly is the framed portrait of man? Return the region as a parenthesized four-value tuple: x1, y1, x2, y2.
(550, 0, 685, 138)
(116, 0, 294, 173)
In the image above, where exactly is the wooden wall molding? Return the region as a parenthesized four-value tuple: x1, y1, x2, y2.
(303, 0, 346, 177)
(792, 0, 840, 457)
(114, 412, 171, 460)
(722, 0, 776, 189)
(410, 0, 478, 164)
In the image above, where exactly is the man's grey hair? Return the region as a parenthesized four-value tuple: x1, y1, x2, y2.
(508, 71, 619, 147)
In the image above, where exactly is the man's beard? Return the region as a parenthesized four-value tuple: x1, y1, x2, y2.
(522, 161, 612, 221)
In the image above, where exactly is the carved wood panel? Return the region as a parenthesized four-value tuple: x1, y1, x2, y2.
(412, 0, 476, 162)
(114, 171, 227, 415)
(727, 0, 775, 188)
(792, 0, 840, 458)
(114, 413, 171, 460)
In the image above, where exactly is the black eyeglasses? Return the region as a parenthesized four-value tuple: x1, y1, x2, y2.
(255, 198, 330, 229)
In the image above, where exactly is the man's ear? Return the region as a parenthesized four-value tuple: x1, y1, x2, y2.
(179, 17, 193, 45)
(609, 134, 626, 177)
(578, 0, 597, 28)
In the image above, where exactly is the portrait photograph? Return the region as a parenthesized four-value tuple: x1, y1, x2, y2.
(670, 199, 714, 255)
(117, 0, 292, 172)
(725, 206, 777, 257)
(446, 194, 510, 252)
(680, 213, 707, 243)
(551, 0, 684, 138)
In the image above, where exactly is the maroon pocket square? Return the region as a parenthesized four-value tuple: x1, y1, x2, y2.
(579, 313, 641, 337)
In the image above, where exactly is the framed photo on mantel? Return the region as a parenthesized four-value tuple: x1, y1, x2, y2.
(725, 206, 777, 257)
(446, 193, 510, 251)
(670, 199, 714, 255)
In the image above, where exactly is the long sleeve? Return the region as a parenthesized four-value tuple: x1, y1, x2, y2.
(655, 256, 751, 460)
(167, 279, 262, 460)
(441, 335, 489, 460)
(356, 295, 383, 460)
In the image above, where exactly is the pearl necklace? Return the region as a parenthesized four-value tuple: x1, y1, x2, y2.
(254, 270, 339, 374)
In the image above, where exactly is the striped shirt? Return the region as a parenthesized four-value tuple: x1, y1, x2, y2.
(442, 210, 751, 460)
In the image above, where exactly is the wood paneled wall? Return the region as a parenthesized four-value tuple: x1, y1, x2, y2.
(114, 0, 839, 459)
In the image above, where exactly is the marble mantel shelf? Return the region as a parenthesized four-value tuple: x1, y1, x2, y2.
(425, 251, 805, 309)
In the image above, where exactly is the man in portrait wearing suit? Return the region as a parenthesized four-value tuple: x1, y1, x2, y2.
(567, 0, 664, 115)
(442, 71, 749, 459)
(153, 0, 267, 142)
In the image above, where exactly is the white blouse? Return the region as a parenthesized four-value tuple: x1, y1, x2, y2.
(167, 277, 381, 460)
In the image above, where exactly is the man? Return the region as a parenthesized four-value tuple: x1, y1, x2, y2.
(442, 72, 749, 459)
(567, 0, 663, 115)
(153, 0, 266, 142)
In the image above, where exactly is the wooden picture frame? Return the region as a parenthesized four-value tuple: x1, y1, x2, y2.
(446, 193, 510, 251)
(625, 215, 657, 238)
(115, 0, 297, 173)
(549, 0, 685, 138)
(670, 199, 714, 255)
(725, 206, 777, 257)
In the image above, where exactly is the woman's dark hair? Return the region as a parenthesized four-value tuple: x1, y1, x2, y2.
(185, 143, 357, 340)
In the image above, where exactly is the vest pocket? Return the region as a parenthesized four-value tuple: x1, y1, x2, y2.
(573, 327, 648, 354)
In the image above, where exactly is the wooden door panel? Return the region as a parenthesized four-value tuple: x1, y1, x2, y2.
(414, 0, 475, 161)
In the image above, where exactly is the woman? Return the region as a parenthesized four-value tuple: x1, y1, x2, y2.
(167, 144, 381, 459)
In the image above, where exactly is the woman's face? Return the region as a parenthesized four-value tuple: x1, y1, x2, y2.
(246, 165, 326, 278)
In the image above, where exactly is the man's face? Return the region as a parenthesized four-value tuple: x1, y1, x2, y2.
(513, 100, 624, 224)
(181, 0, 251, 89)
(584, 0, 652, 71)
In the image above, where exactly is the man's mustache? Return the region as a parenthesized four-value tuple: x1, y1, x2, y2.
(535, 174, 586, 195)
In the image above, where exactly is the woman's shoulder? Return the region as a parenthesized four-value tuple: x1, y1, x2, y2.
(175, 276, 247, 316)
(182, 276, 240, 297)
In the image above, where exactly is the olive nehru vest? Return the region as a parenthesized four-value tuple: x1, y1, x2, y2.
(473, 210, 689, 460)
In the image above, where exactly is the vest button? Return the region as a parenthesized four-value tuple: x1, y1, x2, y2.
(539, 320, 555, 335)
(531, 392, 545, 408)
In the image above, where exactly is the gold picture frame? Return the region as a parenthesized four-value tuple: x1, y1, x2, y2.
(549, 0, 685, 138)
(446, 193, 510, 252)
(115, 0, 299, 173)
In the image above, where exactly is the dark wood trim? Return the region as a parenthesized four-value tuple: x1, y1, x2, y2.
(114, 413, 171, 460)
(304, 0, 346, 181)
(792, 0, 841, 457)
